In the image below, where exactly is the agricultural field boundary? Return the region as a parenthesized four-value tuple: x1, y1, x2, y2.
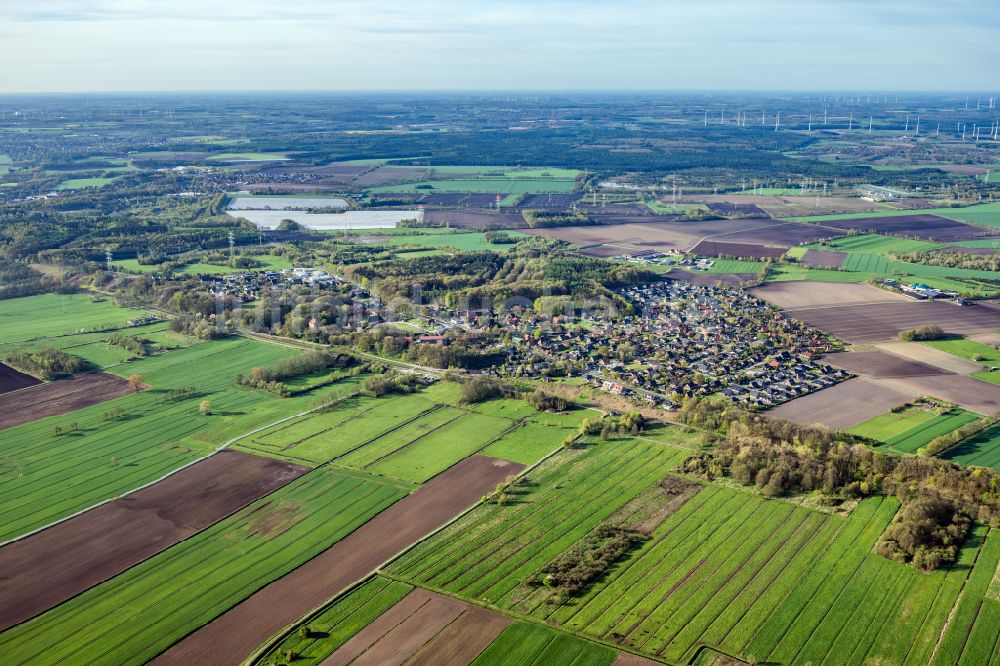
(243, 425, 577, 665)
(0, 393, 342, 550)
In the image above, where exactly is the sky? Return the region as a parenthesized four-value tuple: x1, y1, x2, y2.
(1, 0, 998, 93)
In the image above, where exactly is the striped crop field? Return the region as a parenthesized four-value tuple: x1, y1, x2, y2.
(0, 467, 411, 665)
(387, 437, 1000, 665)
(0, 337, 326, 541)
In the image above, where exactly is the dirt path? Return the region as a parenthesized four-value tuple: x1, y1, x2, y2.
(152, 454, 524, 666)
(0, 451, 307, 631)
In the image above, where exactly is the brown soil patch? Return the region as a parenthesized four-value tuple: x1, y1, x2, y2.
(152, 455, 525, 666)
(669, 272, 759, 287)
(765, 377, 916, 430)
(322, 588, 509, 666)
(751, 282, 908, 310)
(0, 362, 40, 395)
(0, 451, 307, 631)
(0, 373, 134, 430)
(710, 221, 843, 246)
(800, 248, 847, 268)
(969, 332, 1000, 347)
(246, 503, 304, 538)
(824, 350, 953, 378)
(677, 194, 886, 218)
(691, 240, 788, 259)
(423, 210, 528, 229)
(788, 301, 1000, 343)
(815, 214, 990, 242)
(526, 218, 773, 256)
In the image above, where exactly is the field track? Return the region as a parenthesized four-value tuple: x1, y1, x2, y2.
(152, 455, 524, 666)
(0, 363, 40, 395)
(0, 373, 132, 430)
(0, 451, 307, 631)
(321, 588, 510, 665)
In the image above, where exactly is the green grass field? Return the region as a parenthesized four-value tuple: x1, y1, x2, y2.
(700, 258, 768, 274)
(0, 154, 11, 175)
(929, 529, 1000, 665)
(816, 234, 945, 254)
(739, 187, 808, 196)
(57, 177, 117, 190)
(369, 178, 577, 194)
(941, 423, 1000, 471)
(793, 202, 1000, 229)
(0, 467, 411, 665)
(235, 388, 559, 481)
(0, 294, 144, 345)
(880, 409, 980, 454)
(765, 264, 871, 283)
(481, 418, 583, 464)
(207, 152, 288, 161)
(258, 579, 617, 666)
(924, 338, 1000, 385)
(424, 166, 583, 179)
(113, 255, 292, 275)
(256, 576, 414, 664)
(767, 251, 1000, 295)
(0, 338, 349, 541)
(0, 322, 172, 370)
(848, 405, 939, 441)
(471, 621, 616, 666)
(841, 252, 894, 273)
(374, 231, 529, 252)
(388, 437, 1000, 665)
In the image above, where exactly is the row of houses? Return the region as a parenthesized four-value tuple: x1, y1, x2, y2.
(482, 280, 846, 409)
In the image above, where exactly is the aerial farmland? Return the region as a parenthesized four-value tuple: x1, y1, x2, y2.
(3, 81, 1000, 666)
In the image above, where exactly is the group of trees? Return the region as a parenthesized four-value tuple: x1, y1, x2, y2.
(458, 375, 501, 404)
(360, 371, 423, 397)
(168, 315, 225, 340)
(105, 333, 147, 357)
(6, 348, 88, 379)
(918, 414, 999, 457)
(899, 324, 946, 341)
(893, 250, 1000, 272)
(236, 350, 355, 396)
(522, 210, 592, 228)
(347, 245, 656, 317)
(528, 524, 647, 596)
(579, 412, 646, 440)
(525, 388, 569, 413)
(675, 396, 1000, 570)
(876, 495, 971, 572)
